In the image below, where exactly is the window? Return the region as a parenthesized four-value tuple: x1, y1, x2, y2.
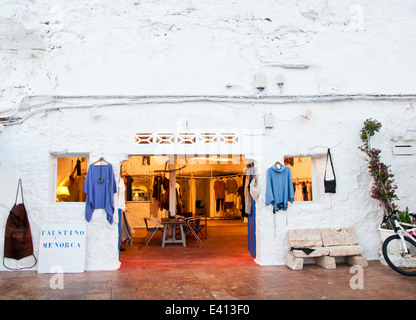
(285, 157, 312, 202)
(56, 157, 88, 202)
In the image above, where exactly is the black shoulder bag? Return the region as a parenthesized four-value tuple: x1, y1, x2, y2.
(324, 149, 336, 193)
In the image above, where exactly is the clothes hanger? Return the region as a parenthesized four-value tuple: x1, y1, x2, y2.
(92, 157, 109, 184)
(275, 160, 282, 169)
(93, 157, 109, 165)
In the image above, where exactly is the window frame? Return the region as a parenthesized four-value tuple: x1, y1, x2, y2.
(284, 156, 314, 203)
(51, 153, 89, 204)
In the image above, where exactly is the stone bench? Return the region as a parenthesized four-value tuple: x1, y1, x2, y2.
(285, 227, 368, 270)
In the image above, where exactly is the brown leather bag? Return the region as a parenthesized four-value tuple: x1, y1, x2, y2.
(3, 179, 37, 270)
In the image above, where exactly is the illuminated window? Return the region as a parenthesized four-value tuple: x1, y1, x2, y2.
(285, 157, 312, 202)
(56, 157, 88, 202)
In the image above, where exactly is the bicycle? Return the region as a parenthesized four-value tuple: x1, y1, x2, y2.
(381, 210, 416, 276)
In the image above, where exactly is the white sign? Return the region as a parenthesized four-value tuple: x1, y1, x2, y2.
(38, 224, 87, 273)
(392, 143, 416, 155)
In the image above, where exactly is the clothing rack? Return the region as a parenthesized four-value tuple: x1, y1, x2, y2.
(176, 173, 241, 180)
(154, 164, 187, 173)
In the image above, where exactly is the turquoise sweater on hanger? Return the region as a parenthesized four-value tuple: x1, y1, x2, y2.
(265, 164, 294, 213)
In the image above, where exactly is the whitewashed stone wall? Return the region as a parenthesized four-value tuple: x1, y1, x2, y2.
(1, 0, 416, 270)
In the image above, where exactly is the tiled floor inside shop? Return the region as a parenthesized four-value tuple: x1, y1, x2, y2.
(1, 219, 416, 301)
(120, 219, 255, 271)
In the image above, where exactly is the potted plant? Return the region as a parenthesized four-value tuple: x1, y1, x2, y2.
(359, 118, 410, 241)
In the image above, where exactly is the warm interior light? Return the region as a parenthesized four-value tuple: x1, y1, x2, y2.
(57, 186, 70, 196)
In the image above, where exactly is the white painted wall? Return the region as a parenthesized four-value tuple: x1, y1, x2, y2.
(1, 0, 416, 270)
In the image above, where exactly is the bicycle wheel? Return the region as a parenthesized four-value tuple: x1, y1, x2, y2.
(382, 234, 416, 276)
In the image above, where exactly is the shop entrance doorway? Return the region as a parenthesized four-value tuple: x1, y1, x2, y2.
(118, 155, 256, 270)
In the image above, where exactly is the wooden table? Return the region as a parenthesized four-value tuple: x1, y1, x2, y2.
(161, 218, 186, 247)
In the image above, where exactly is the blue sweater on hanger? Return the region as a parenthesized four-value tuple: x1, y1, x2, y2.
(265, 164, 294, 213)
(83, 163, 117, 224)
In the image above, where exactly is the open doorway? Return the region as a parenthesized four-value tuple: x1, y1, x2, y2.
(118, 155, 256, 270)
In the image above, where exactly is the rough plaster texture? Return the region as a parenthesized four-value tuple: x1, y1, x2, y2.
(1, 0, 416, 270)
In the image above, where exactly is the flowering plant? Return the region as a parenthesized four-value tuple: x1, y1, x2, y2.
(359, 119, 400, 227)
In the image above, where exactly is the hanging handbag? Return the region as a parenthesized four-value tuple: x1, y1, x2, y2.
(324, 149, 336, 193)
(3, 179, 37, 270)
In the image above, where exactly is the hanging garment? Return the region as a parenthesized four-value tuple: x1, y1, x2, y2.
(178, 179, 189, 212)
(216, 198, 224, 212)
(3, 179, 37, 269)
(306, 181, 312, 201)
(120, 210, 133, 247)
(302, 182, 308, 201)
(125, 175, 133, 201)
(226, 178, 238, 194)
(214, 179, 226, 199)
(159, 189, 169, 211)
(189, 178, 196, 214)
(83, 163, 117, 224)
(209, 178, 217, 217)
(152, 175, 166, 201)
(294, 183, 303, 201)
(244, 166, 255, 215)
(249, 177, 259, 202)
(265, 164, 294, 213)
(237, 185, 244, 216)
(176, 182, 184, 214)
(241, 175, 247, 217)
(158, 180, 183, 214)
(117, 175, 126, 211)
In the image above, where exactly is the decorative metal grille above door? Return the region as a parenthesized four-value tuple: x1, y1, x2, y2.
(135, 132, 239, 145)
